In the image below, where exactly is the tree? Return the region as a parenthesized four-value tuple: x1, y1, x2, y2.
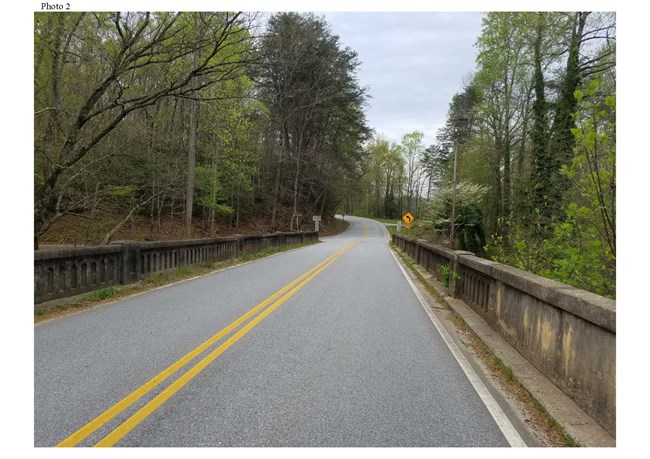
(426, 180, 488, 253)
(545, 12, 616, 224)
(354, 134, 405, 218)
(34, 12, 255, 247)
(432, 11, 616, 297)
(475, 13, 532, 234)
(257, 12, 369, 229)
(400, 131, 425, 215)
(541, 80, 615, 297)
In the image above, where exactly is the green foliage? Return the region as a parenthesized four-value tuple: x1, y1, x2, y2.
(486, 78, 615, 298)
(104, 185, 137, 198)
(401, 131, 425, 156)
(80, 287, 121, 302)
(357, 134, 405, 218)
(258, 12, 370, 223)
(426, 180, 488, 253)
(195, 165, 233, 216)
(544, 80, 615, 297)
(485, 213, 552, 273)
(197, 76, 261, 223)
(440, 265, 461, 288)
(34, 12, 256, 241)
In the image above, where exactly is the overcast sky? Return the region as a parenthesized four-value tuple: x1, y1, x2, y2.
(321, 12, 484, 147)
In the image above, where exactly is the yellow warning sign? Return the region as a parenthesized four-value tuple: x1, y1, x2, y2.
(402, 212, 414, 229)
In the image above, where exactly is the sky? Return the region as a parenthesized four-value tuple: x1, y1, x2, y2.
(322, 12, 483, 147)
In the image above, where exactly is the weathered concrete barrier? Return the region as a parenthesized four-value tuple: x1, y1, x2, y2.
(35, 231, 318, 306)
(392, 234, 616, 437)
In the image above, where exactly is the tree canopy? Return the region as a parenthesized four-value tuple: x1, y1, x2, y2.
(34, 11, 616, 297)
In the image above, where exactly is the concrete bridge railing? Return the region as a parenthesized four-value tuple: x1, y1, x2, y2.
(34, 231, 319, 306)
(392, 233, 616, 437)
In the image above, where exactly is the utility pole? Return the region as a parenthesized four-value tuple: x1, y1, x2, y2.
(450, 140, 458, 250)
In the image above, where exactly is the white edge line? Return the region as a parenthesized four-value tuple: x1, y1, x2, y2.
(387, 245, 528, 448)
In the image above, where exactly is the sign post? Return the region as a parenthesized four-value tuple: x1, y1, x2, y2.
(294, 212, 302, 229)
(402, 212, 414, 230)
(312, 215, 321, 232)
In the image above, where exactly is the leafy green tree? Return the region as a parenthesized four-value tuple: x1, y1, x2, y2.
(442, 12, 615, 296)
(354, 135, 405, 218)
(257, 12, 369, 229)
(400, 131, 425, 215)
(541, 80, 615, 297)
(544, 13, 616, 226)
(425, 180, 488, 253)
(196, 75, 264, 232)
(475, 12, 532, 234)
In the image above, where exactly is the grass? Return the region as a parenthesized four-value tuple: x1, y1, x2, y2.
(35, 240, 319, 323)
(34, 285, 137, 319)
(391, 243, 578, 447)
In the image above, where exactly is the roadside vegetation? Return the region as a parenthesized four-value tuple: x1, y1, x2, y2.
(347, 12, 615, 298)
(35, 12, 368, 248)
(34, 12, 615, 297)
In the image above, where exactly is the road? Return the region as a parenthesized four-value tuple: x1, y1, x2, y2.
(35, 216, 526, 447)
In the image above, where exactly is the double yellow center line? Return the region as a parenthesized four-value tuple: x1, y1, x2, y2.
(57, 231, 365, 447)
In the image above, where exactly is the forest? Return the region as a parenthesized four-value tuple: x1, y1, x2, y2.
(34, 12, 369, 248)
(34, 12, 616, 297)
(349, 12, 616, 298)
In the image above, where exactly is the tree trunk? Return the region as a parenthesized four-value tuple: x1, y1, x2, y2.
(548, 12, 589, 220)
(270, 139, 282, 231)
(291, 131, 303, 231)
(184, 96, 199, 238)
(531, 12, 551, 229)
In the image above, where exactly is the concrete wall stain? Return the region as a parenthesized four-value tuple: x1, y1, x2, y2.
(496, 286, 502, 317)
(562, 325, 574, 380)
(537, 316, 554, 355)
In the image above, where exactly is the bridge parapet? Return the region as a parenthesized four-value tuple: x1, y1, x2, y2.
(35, 231, 318, 306)
(392, 233, 616, 438)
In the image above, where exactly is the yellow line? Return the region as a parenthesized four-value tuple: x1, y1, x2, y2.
(95, 241, 358, 447)
(56, 242, 353, 447)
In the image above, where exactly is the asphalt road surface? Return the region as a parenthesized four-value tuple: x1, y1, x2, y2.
(35, 216, 526, 447)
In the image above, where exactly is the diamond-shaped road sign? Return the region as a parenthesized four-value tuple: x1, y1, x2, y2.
(402, 212, 414, 224)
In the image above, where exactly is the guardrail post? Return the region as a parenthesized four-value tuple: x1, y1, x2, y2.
(111, 241, 141, 284)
